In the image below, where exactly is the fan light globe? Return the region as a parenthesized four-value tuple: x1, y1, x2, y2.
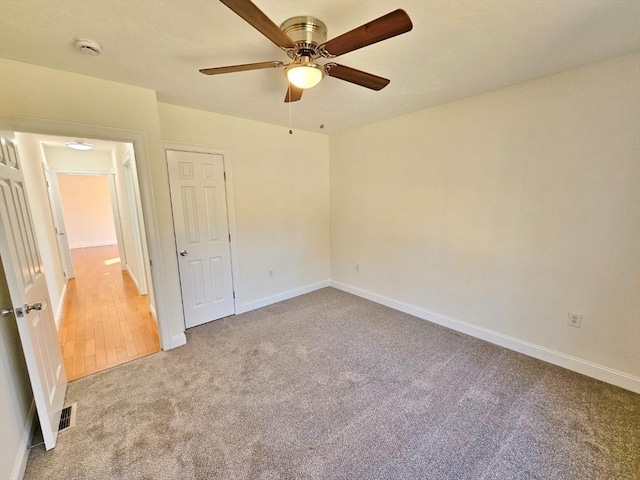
(286, 64, 323, 89)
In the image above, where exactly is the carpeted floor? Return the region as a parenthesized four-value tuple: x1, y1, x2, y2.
(25, 288, 639, 479)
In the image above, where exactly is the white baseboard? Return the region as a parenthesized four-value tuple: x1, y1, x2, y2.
(69, 241, 117, 249)
(238, 280, 331, 314)
(54, 281, 68, 330)
(10, 401, 35, 480)
(149, 302, 157, 324)
(330, 281, 640, 394)
(168, 332, 187, 350)
(125, 267, 142, 295)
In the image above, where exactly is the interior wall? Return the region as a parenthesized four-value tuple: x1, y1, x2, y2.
(0, 50, 636, 402)
(0, 58, 185, 349)
(0, 261, 34, 480)
(330, 53, 640, 379)
(112, 142, 153, 302)
(0, 58, 330, 345)
(157, 103, 331, 311)
(43, 143, 125, 273)
(14, 133, 67, 324)
(56, 174, 117, 248)
(43, 145, 113, 171)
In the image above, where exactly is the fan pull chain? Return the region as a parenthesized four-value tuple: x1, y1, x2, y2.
(320, 80, 325, 130)
(288, 83, 293, 135)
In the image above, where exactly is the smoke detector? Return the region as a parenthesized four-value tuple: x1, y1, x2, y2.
(73, 38, 102, 56)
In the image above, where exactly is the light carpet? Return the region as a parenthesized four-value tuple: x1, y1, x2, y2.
(25, 288, 640, 479)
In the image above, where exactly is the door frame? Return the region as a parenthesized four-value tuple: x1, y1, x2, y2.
(163, 141, 241, 316)
(42, 164, 75, 279)
(118, 150, 149, 295)
(49, 169, 127, 272)
(0, 115, 174, 350)
(107, 171, 129, 277)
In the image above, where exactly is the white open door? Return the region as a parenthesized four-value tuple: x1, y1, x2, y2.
(42, 165, 74, 278)
(166, 150, 235, 328)
(0, 131, 67, 450)
(107, 172, 128, 275)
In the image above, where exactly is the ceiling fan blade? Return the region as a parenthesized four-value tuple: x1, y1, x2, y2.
(320, 9, 413, 57)
(200, 61, 283, 75)
(219, 0, 296, 49)
(325, 64, 390, 91)
(284, 84, 303, 103)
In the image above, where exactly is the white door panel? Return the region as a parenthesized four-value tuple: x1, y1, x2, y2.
(167, 150, 235, 328)
(43, 166, 74, 279)
(0, 131, 67, 450)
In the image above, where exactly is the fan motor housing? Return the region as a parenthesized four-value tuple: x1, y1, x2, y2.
(280, 16, 327, 56)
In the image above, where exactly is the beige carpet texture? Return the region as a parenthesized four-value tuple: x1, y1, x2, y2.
(25, 288, 640, 479)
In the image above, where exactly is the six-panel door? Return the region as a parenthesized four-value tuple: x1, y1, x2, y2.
(0, 131, 67, 450)
(166, 150, 235, 328)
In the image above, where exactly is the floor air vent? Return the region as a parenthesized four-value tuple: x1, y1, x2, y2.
(58, 403, 77, 432)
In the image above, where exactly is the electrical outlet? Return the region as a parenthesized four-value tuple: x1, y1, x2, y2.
(355, 263, 360, 272)
(567, 312, 583, 328)
(268, 269, 274, 278)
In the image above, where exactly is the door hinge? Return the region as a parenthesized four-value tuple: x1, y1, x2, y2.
(223, 171, 226, 181)
(149, 259, 153, 267)
(233, 291, 235, 299)
(228, 234, 231, 242)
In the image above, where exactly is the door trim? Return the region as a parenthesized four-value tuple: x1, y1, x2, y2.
(117, 151, 150, 295)
(163, 141, 241, 315)
(107, 172, 128, 279)
(42, 164, 75, 280)
(0, 115, 175, 350)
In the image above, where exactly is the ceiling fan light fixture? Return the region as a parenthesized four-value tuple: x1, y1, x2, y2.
(66, 141, 95, 151)
(285, 62, 324, 89)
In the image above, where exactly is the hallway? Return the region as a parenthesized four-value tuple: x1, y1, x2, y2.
(58, 245, 160, 381)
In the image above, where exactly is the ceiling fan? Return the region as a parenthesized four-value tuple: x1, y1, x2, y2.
(200, 0, 413, 103)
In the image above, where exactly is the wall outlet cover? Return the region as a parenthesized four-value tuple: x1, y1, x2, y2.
(568, 312, 583, 328)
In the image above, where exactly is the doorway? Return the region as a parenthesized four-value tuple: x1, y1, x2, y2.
(17, 133, 161, 380)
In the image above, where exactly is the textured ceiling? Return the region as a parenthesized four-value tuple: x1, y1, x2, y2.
(0, 0, 638, 134)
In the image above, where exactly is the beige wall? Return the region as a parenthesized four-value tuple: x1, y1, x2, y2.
(0, 59, 331, 344)
(56, 174, 117, 248)
(111, 142, 153, 301)
(330, 54, 640, 379)
(0, 261, 33, 480)
(157, 103, 331, 310)
(43, 145, 113, 172)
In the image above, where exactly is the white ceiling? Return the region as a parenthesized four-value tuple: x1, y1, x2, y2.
(1, 1, 638, 134)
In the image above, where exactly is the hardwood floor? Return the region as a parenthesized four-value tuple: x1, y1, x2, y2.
(58, 245, 161, 381)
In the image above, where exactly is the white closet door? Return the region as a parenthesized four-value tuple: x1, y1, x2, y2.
(167, 150, 235, 328)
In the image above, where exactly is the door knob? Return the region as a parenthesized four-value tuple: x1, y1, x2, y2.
(179, 250, 188, 257)
(2, 307, 23, 318)
(24, 302, 42, 313)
